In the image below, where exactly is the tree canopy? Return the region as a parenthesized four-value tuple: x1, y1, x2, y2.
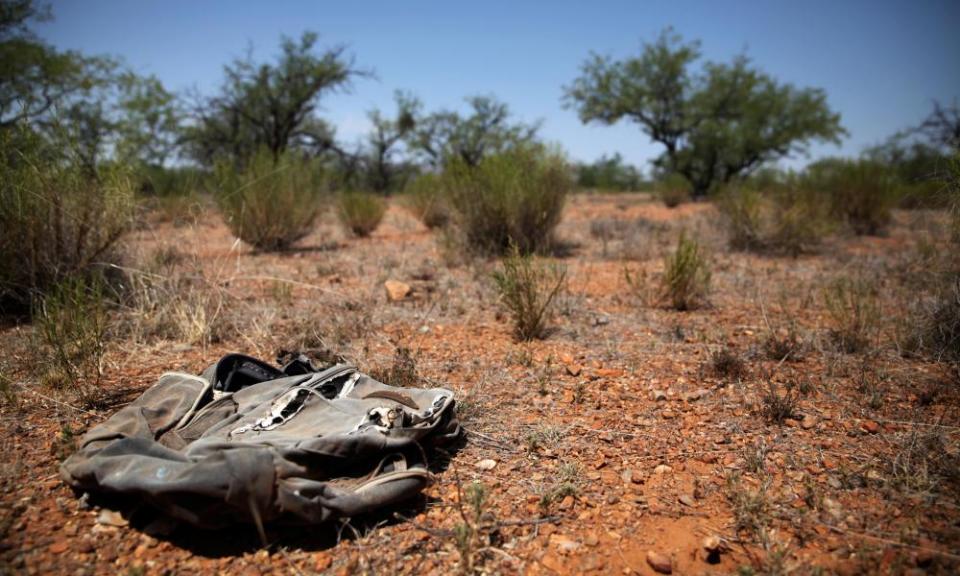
(406, 94, 539, 168)
(563, 30, 846, 197)
(185, 31, 365, 166)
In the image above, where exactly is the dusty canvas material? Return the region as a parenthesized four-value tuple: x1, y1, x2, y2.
(60, 354, 460, 528)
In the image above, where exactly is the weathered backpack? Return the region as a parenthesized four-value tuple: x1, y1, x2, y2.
(60, 353, 460, 528)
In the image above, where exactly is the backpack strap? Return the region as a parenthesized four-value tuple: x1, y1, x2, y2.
(213, 353, 284, 393)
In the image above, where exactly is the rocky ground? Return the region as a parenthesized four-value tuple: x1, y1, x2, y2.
(1, 193, 958, 575)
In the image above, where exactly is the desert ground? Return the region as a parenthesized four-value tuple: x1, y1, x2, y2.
(1, 193, 957, 575)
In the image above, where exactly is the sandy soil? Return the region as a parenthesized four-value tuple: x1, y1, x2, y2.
(1, 193, 957, 575)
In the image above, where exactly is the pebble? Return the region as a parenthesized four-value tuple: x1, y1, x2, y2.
(384, 280, 411, 302)
(646, 550, 673, 574)
(96, 509, 128, 527)
(476, 459, 497, 471)
(861, 420, 880, 434)
(653, 464, 672, 475)
(801, 414, 818, 430)
(650, 390, 667, 402)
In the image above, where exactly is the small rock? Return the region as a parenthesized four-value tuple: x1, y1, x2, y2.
(558, 495, 575, 510)
(653, 464, 672, 475)
(678, 494, 696, 507)
(96, 509, 128, 527)
(476, 459, 497, 471)
(565, 363, 582, 377)
(702, 535, 724, 564)
(650, 390, 667, 402)
(861, 420, 880, 434)
(384, 280, 412, 302)
(801, 414, 818, 430)
(784, 418, 800, 428)
(646, 550, 673, 574)
(49, 540, 69, 554)
(661, 410, 676, 420)
(595, 368, 624, 378)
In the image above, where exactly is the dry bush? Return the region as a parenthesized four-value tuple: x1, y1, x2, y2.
(33, 275, 109, 407)
(824, 274, 881, 354)
(337, 191, 386, 237)
(444, 145, 570, 255)
(0, 130, 134, 315)
(657, 173, 692, 207)
(215, 149, 325, 251)
(710, 347, 746, 381)
(118, 247, 236, 346)
(661, 231, 711, 311)
(492, 247, 567, 341)
(888, 426, 960, 496)
(369, 346, 419, 387)
(405, 172, 449, 229)
(759, 379, 799, 425)
(717, 186, 764, 251)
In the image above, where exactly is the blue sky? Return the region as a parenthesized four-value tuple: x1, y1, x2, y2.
(39, 0, 960, 172)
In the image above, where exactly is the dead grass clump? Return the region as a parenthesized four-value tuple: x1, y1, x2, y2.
(538, 462, 582, 515)
(710, 347, 746, 381)
(215, 149, 325, 251)
(888, 426, 960, 496)
(337, 191, 386, 237)
(33, 275, 109, 407)
(726, 473, 772, 537)
(824, 275, 881, 354)
(759, 379, 798, 425)
(492, 248, 567, 341)
(717, 186, 764, 251)
(661, 231, 711, 311)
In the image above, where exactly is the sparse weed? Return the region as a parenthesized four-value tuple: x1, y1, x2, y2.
(661, 231, 711, 311)
(806, 158, 899, 236)
(824, 274, 881, 354)
(717, 186, 764, 251)
(337, 191, 386, 237)
(888, 426, 960, 496)
(759, 379, 798, 425)
(370, 346, 419, 387)
(524, 425, 564, 453)
(492, 247, 567, 340)
(34, 275, 109, 407)
(538, 462, 582, 515)
(726, 473, 773, 538)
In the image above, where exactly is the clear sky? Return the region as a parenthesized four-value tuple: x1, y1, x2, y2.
(38, 0, 960, 172)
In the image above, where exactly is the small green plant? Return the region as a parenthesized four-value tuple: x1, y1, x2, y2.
(34, 275, 109, 407)
(215, 149, 325, 251)
(538, 462, 582, 515)
(824, 275, 881, 353)
(337, 190, 386, 237)
(492, 247, 567, 340)
(453, 481, 495, 575)
(444, 144, 570, 255)
(661, 231, 711, 310)
(405, 172, 449, 229)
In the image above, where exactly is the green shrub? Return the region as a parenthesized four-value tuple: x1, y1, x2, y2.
(34, 275, 109, 407)
(657, 172, 692, 207)
(492, 247, 567, 341)
(717, 183, 832, 256)
(717, 186, 764, 250)
(215, 149, 325, 251)
(337, 191, 386, 237)
(444, 145, 570, 255)
(806, 159, 899, 236)
(824, 275, 881, 353)
(661, 231, 711, 311)
(0, 130, 134, 315)
(767, 186, 832, 257)
(405, 172, 449, 229)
